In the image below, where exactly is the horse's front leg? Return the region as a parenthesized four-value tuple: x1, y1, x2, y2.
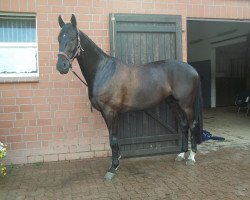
(101, 110, 121, 181)
(105, 134, 121, 178)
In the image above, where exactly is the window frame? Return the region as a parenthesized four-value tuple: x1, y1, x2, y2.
(0, 12, 39, 83)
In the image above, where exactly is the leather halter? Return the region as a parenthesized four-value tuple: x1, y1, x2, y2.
(58, 29, 84, 65)
(57, 29, 88, 87)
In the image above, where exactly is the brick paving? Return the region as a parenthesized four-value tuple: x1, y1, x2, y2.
(0, 145, 249, 200)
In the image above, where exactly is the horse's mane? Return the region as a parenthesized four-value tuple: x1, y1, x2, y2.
(79, 29, 108, 57)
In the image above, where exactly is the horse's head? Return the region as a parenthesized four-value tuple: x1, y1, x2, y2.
(56, 14, 80, 74)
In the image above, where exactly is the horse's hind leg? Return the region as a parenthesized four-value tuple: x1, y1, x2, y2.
(101, 109, 121, 181)
(166, 96, 189, 161)
(183, 109, 198, 166)
(186, 120, 198, 165)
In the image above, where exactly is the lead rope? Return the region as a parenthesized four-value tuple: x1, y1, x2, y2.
(70, 68, 88, 87)
(70, 68, 93, 112)
(70, 69, 93, 112)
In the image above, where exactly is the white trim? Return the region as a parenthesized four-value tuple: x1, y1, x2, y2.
(0, 73, 39, 78)
(187, 17, 250, 23)
(0, 12, 39, 81)
(0, 12, 36, 17)
(35, 13, 39, 78)
(0, 42, 37, 47)
(211, 48, 216, 108)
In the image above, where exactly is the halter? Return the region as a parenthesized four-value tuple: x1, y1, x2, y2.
(58, 28, 84, 65)
(58, 29, 88, 87)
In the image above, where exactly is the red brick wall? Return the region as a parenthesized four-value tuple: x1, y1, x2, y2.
(1, 0, 250, 164)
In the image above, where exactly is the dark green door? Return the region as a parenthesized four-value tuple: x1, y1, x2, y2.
(109, 14, 182, 157)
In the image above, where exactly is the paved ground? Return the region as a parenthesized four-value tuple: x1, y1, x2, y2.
(0, 146, 249, 200)
(0, 107, 249, 200)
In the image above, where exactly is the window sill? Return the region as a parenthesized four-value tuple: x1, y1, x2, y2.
(0, 74, 39, 83)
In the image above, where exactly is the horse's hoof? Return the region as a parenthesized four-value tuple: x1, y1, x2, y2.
(186, 159, 195, 166)
(104, 172, 116, 181)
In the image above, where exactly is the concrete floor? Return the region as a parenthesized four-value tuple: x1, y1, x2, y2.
(200, 107, 250, 152)
(0, 107, 249, 200)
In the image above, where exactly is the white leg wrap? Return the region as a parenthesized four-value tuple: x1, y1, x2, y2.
(188, 150, 196, 162)
(186, 150, 196, 165)
(175, 152, 185, 161)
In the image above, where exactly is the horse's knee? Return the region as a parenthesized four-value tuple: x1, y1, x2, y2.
(110, 136, 118, 147)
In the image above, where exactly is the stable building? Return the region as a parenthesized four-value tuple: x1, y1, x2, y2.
(0, 0, 249, 164)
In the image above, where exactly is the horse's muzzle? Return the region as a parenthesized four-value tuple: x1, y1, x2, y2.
(56, 59, 70, 74)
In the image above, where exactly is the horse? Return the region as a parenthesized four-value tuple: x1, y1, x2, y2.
(56, 14, 203, 180)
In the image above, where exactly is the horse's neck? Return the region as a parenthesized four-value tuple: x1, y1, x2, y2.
(77, 31, 108, 87)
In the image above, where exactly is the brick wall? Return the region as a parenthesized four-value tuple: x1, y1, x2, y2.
(1, 0, 250, 164)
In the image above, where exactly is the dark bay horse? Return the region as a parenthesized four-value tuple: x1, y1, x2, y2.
(56, 15, 203, 180)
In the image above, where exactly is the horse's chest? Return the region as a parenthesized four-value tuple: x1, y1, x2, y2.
(90, 88, 111, 109)
(89, 96, 102, 111)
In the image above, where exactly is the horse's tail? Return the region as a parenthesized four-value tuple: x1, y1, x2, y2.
(193, 78, 203, 144)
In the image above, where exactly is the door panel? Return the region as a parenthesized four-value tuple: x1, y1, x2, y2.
(109, 14, 182, 157)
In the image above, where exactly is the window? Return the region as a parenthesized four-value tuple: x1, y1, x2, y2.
(0, 13, 38, 82)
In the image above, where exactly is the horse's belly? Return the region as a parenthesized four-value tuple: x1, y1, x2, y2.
(122, 87, 167, 112)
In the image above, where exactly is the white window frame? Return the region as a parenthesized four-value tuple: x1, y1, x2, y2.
(0, 13, 39, 83)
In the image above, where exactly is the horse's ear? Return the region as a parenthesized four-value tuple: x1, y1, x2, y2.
(71, 14, 77, 27)
(58, 15, 65, 28)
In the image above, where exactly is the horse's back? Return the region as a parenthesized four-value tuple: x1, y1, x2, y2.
(132, 59, 198, 81)
(135, 59, 200, 106)
(134, 59, 199, 91)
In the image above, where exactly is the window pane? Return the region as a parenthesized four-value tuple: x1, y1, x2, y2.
(0, 46, 37, 73)
(0, 14, 37, 76)
(0, 16, 36, 43)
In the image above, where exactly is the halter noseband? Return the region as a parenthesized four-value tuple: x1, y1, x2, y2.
(58, 29, 84, 65)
